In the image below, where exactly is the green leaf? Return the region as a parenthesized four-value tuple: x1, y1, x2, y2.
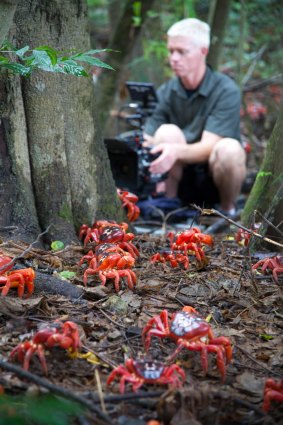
(73, 54, 114, 70)
(51, 240, 65, 251)
(34, 46, 58, 65)
(260, 333, 274, 341)
(133, 1, 141, 17)
(0, 56, 8, 63)
(0, 40, 16, 51)
(0, 63, 31, 76)
(58, 271, 76, 280)
(35, 45, 58, 54)
(132, 16, 141, 27)
(15, 45, 30, 58)
(75, 48, 115, 56)
(31, 49, 53, 70)
(0, 394, 83, 425)
(57, 59, 88, 76)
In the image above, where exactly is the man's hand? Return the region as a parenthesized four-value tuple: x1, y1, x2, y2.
(149, 144, 180, 174)
(143, 133, 154, 148)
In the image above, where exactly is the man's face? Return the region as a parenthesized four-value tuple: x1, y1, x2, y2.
(167, 35, 207, 78)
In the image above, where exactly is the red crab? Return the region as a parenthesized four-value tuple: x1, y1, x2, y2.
(151, 250, 189, 269)
(117, 188, 140, 222)
(9, 320, 81, 374)
(94, 250, 135, 271)
(0, 268, 35, 297)
(79, 220, 128, 245)
(142, 306, 232, 381)
(235, 228, 251, 247)
(107, 358, 185, 393)
(168, 227, 213, 262)
(0, 252, 14, 273)
(252, 255, 283, 283)
(79, 222, 138, 258)
(79, 243, 136, 270)
(263, 378, 283, 412)
(84, 266, 137, 292)
(78, 243, 137, 291)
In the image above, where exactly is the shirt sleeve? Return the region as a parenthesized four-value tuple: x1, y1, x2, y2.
(204, 84, 241, 141)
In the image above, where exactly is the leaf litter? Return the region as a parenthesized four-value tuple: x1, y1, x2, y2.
(0, 230, 282, 425)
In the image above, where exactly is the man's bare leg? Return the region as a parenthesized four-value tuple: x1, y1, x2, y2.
(209, 138, 247, 212)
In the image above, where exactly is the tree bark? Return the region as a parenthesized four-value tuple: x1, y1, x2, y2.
(0, 0, 124, 245)
(96, 0, 155, 130)
(207, 0, 231, 70)
(0, 0, 19, 46)
(241, 103, 283, 248)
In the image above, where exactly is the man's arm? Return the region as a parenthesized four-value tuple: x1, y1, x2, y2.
(149, 130, 222, 174)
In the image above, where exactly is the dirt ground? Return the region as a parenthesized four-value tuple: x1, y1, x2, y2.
(0, 221, 282, 425)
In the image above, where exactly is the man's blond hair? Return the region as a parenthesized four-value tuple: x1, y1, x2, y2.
(167, 18, 210, 49)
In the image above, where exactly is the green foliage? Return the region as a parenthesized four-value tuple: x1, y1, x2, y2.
(51, 240, 65, 251)
(0, 394, 84, 425)
(0, 42, 114, 77)
(224, 0, 282, 80)
(260, 333, 274, 341)
(257, 171, 273, 178)
(58, 270, 76, 280)
(85, 1, 282, 96)
(132, 1, 142, 27)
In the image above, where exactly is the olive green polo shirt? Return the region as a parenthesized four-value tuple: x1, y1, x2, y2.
(144, 67, 241, 143)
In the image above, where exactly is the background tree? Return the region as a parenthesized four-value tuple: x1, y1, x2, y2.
(96, 0, 154, 130)
(207, 0, 231, 70)
(0, 0, 123, 245)
(0, 0, 18, 46)
(241, 103, 283, 247)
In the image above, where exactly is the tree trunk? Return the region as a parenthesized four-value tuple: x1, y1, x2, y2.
(0, 0, 123, 245)
(207, 0, 231, 70)
(96, 0, 155, 130)
(241, 103, 283, 248)
(0, 0, 18, 46)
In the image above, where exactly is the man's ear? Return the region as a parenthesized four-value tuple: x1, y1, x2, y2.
(201, 47, 209, 57)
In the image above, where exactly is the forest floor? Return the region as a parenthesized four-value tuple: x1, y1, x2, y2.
(0, 218, 282, 425)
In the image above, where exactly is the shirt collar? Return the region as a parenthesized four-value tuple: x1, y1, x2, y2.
(174, 66, 216, 99)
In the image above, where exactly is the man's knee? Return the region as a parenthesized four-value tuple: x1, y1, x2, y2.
(209, 138, 246, 171)
(153, 124, 186, 145)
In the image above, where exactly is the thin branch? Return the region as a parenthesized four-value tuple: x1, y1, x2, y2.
(86, 389, 164, 403)
(0, 224, 55, 273)
(0, 359, 113, 425)
(192, 205, 283, 249)
(93, 304, 127, 330)
(235, 345, 281, 376)
(0, 226, 18, 231)
(254, 210, 283, 238)
(243, 73, 283, 92)
(241, 44, 268, 87)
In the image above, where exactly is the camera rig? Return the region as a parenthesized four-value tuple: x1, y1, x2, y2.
(104, 81, 167, 198)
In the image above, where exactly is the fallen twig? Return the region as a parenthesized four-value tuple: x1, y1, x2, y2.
(192, 205, 283, 249)
(236, 345, 281, 376)
(254, 210, 283, 238)
(0, 224, 55, 273)
(87, 389, 164, 403)
(0, 359, 113, 425)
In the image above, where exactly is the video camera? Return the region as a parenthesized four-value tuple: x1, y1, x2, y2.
(104, 81, 168, 198)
